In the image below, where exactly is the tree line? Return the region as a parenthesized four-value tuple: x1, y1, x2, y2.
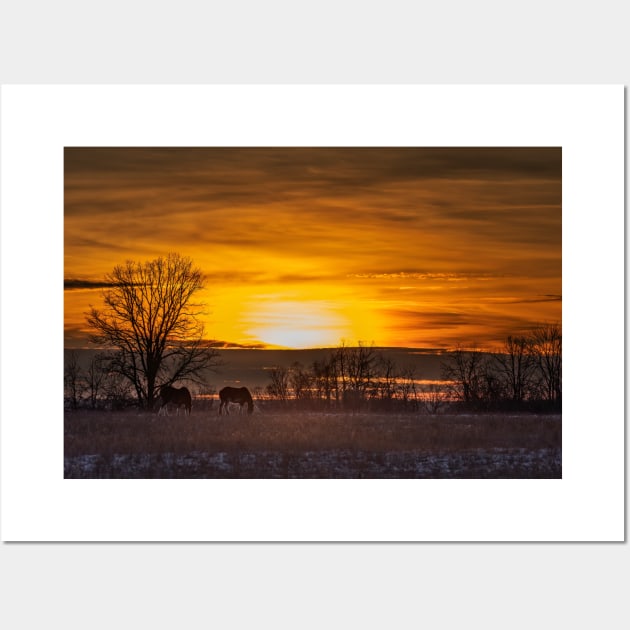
(259, 324, 561, 413)
(262, 342, 426, 412)
(440, 323, 561, 412)
(65, 323, 561, 413)
(64, 350, 136, 410)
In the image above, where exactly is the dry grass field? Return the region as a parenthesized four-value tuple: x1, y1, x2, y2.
(64, 408, 561, 478)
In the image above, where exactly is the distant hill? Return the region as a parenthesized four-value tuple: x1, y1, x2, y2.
(64, 347, 448, 391)
(214, 347, 446, 389)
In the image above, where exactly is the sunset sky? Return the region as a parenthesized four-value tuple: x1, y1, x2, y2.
(64, 147, 561, 350)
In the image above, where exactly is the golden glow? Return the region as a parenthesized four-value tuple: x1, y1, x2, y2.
(64, 148, 562, 349)
(245, 299, 349, 349)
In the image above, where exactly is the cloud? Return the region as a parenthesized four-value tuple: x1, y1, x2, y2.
(64, 147, 562, 349)
(204, 339, 268, 350)
(276, 272, 338, 284)
(384, 309, 474, 329)
(64, 279, 114, 290)
(347, 271, 503, 281)
(64, 148, 561, 274)
(64, 147, 561, 215)
(65, 235, 131, 252)
(481, 295, 562, 305)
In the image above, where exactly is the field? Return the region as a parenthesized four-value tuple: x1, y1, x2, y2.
(64, 408, 562, 478)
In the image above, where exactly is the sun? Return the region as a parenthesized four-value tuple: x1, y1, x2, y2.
(245, 299, 350, 349)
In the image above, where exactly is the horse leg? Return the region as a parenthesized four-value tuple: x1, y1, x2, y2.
(157, 399, 165, 415)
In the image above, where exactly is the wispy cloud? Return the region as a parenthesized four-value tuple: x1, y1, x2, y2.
(481, 295, 562, 305)
(205, 339, 267, 350)
(347, 271, 503, 281)
(64, 279, 114, 290)
(65, 147, 562, 348)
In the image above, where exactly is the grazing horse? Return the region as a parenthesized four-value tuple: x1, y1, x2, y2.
(157, 385, 192, 415)
(219, 386, 253, 415)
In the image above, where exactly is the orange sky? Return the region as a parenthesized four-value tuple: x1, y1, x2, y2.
(64, 148, 561, 350)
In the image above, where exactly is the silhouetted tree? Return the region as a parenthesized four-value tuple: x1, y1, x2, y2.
(493, 335, 536, 403)
(441, 346, 485, 406)
(290, 362, 313, 403)
(312, 356, 337, 407)
(267, 365, 290, 402)
(376, 355, 398, 406)
(102, 368, 134, 409)
(86, 253, 219, 409)
(266, 342, 389, 410)
(336, 341, 379, 405)
(442, 326, 562, 411)
(421, 383, 446, 415)
(64, 350, 84, 409)
(530, 323, 562, 405)
(398, 366, 420, 411)
(85, 353, 108, 409)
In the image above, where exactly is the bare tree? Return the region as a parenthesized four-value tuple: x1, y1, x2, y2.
(493, 335, 536, 403)
(289, 362, 313, 404)
(376, 355, 398, 405)
(267, 365, 290, 402)
(398, 365, 420, 411)
(64, 350, 84, 410)
(86, 254, 220, 409)
(84, 353, 108, 409)
(312, 356, 337, 408)
(333, 342, 380, 410)
(530, 323, 562, 404)
(102, 368, 134, 410)
(441, 345, 485, 406)
(337, 342, 379, 400)
(422, 383, 446, 415)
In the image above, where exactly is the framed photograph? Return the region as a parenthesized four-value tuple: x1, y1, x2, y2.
(1, 85, 623, 541)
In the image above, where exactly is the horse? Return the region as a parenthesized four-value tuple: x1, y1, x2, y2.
(157, 384, 192, 415)
(219, 386, 253, 415)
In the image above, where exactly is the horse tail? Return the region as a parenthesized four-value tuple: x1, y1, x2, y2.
(185, 388, 192, 415)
